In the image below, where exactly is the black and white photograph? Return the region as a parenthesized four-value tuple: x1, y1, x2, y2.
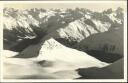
(0, 0, 127, 82)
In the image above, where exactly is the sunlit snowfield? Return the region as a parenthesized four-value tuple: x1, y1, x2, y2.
(3, 4, 124, 79)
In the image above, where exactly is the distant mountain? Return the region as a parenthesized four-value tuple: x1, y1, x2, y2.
(3, 7, 123, 51)
(48, 17, 111, 47)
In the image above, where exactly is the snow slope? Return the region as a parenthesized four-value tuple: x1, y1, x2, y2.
(3, 50, 18, 58)
(3, 38, 108, 79)
(37, 38, 108, 69)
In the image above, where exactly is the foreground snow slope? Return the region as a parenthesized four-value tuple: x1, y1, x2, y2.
(3, 50, 18, 58)
(3, 38, 108, 79)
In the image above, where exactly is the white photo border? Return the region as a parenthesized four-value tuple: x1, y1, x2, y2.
(0, 1, 127, 82)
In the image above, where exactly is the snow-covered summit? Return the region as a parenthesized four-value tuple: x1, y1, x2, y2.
(40, 38, 64, 50)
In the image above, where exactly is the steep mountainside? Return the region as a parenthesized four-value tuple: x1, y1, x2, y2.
(47, 18, 111, 47)
(75, 27, 123, 62)
(3, 7, 123, 51)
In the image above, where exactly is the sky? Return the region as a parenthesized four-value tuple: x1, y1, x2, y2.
(4, 1, 127, 12)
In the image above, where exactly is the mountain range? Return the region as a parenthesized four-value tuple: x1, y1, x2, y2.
(3, 7, 124, 79)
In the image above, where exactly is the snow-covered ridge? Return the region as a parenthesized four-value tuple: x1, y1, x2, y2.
(54, 18, 111, 42)
(40, 38, 64, 50)
(3, 7, 123, 34)
(36, 38, 108, 68)
(3, 7, 124, 51)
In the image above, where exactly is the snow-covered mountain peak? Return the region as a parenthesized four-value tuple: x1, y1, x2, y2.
(40, 38, 64, 50)
(107, 13, 122, 24)
(36, 38, 108, 69)
(38, 10, 56, 19)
